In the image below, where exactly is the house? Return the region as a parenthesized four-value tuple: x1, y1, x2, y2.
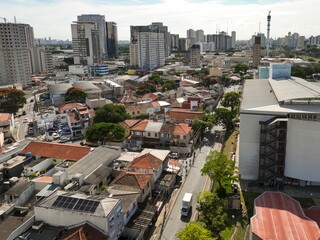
(118, 119, 141, 138)
(4, 181, 35, 204)
(125, 103, 152, 118)
(165, 108, 203, 124)
(35, 190, 124, 239)
(140, 93, 159, 102)
(127, 153, 164, 182)
(109, 171, 153, 202)
(171, 123, 193, 154)
(149, 101, 171, 120)
(60, 223, 109, 240)
(0, 155, 34, 179)
(251, 192, 320, 240)
(20, 142, 91, 162)
(0, 113, 15, 138)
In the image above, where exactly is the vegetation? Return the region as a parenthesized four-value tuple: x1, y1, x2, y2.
(85, 122, 125, 144)
(65, 87, 87, 103)
(220, 92, 240, 114)
(94, 104, 131, 124)
(291, 64, 320, 78)
(136, 73, 177, 95)
(233, 63, 249, 75)
(213, 108, 235, 131)
(0, 87, 26, 113)
(177, 222, 216, 240)
(135, 113, 149, 119)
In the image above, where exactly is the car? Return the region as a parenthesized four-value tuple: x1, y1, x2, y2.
(58, 136, 71, 143)
(52, 132, 60, 140)
(169, 152, 179, 159)
(23, 118, 28, 123)
(28, 128, 34, 135)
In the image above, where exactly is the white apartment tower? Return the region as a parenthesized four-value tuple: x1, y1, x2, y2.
(195, 30, 204, 43)
(0, 23, 34, 87)
(77, 14, 107, 58)
(30, 46, 53, 74)
(71, 21, 100, 66)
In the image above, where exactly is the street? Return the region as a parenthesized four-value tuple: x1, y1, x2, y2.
(160, 125, 224, 240)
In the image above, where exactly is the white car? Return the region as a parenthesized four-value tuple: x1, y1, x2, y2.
(23, 118, 28, 123)
(52, 132, 60, 140)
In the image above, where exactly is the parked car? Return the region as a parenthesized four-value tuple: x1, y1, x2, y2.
(169, 152, 179, 159)
(58, 136, 71, 143)
(28, 128, 34, 135)
(52, 132, 60, 140)
(23, 118, 28, 123)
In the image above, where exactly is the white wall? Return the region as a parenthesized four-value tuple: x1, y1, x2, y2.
(285, 119, 320, 182)
(239, 114, 273, 180)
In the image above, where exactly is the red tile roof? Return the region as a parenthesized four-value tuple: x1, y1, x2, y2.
(0, 113, 12, 122)
(33, 176, 53, 183)
(167, 108, 203, 120)
(111, 171, 153, 189)
(120, 119, 141, 128)
(141, 93, 159, 101)
(173, 123, 192, 135)
(58, 103, 87, 111)
(130, 119, 150, 131)
(304, 207, 320, 228)
(20, 142, 91, 161)
(251, 192, 320, 240)
(60, 223, 109, 240)
(129, 153, 163, 170)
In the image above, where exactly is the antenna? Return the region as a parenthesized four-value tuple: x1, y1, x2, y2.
(259, 22, 261, 33)
(0, 17, 7, 23)
(14, 16, 16, 24)
(266, 11, 271, 58)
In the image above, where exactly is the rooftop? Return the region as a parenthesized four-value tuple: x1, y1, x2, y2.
(58, 103, 87, 112)
(251, 192, 320, 240)
(60, 223, 109, 240)
(111, 171, 153, 190)
(173, 123, 192, 135)
(144, 121, 163, 133)
(139, 148, 170, 161)
(129, 153, 163, 170)
(0, 155, 27, 170)
(84, 165, 112, 185)
(5, 181, 34, 197)
(0, 113, 12, 122)
(20, 142, 91, 161)
(167, 108, 203, 120)
(48, 83, 73, 95)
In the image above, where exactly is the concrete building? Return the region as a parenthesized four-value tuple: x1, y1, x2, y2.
(30, 46, 53, 74)
(0, 23, 34, 87)
(309, 35, 320, 46)
(252, 36, 261, 68)
(195, 29, 204, 43)
(239, 63, 320, 186)
(187, 29, 196, 47)
(106, 21, 118, 58)
(231, 31, 236, 49)
(71, 21, 100, 65)
(178, 38, 190, 51)
(206, 31, 232, 51)
(35, 190, 124, 239)
(151, 22, 171, 57)
(130, 25, 165, 70)
(77, 14, 107, 59)
(190, 44, 201, 68)
(171, 34, 179, 51)
(197, 42, 215, 53)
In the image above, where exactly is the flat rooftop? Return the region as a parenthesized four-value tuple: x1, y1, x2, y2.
(0, 156, 27, 170)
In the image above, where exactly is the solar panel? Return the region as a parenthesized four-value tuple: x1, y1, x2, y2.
(52, 195, 100, 213)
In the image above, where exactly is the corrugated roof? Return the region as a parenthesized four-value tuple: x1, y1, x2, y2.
(48, 83, 73, 95)
(72, 81, 100, 91)
(129, 153, 163, 170)
(145, 121, 163, 133)
(20, 142, 91, 161)
(251, 192, 320, 240)
(111, 171, 153, 189)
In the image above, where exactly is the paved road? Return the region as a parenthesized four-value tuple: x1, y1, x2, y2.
(0, 139, 30, 163)
(160, 125, 224, 240)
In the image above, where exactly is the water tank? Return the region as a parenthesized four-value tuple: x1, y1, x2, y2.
(25, 152, 32, 158)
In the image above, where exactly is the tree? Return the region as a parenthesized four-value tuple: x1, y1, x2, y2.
(176, 222, 215, 240)
(197, 191, 228, 236)
(233, 63, 249, 74)
(94, 104, 131, 124)
(0, 88, 26, 113)
(220, 92, 240, 114)
(65, 87, 87, 103)
(213, 108, 235, 131)
(201, 150, 237, 190)
(135, 113, 149, 119)
(85, 122, 125, 144)
(136, 81, 157, 95)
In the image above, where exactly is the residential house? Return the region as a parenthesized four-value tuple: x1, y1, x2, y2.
(150, 101, 171, 121)
(60, 223, 109, 240)
(127, 119, 149, 150)
(35, 190, 124, 239)
(4, 181, 35, 204)
(171, 123, 193, 154)
(125, 103, 152, 118)
(140, 93, 159, 102)
(120, 93, 140, 106)
(0, 113, 15, 138)
(165, 108, 203, 124)
(118, 119, 141, 138)
(109, 171, 153, 202)
(0, 155, 34, 179)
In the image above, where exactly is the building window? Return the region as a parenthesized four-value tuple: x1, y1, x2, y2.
(148, 133, 150, 137)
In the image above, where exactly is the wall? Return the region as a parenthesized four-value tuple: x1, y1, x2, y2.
(23, 158, 53, 176)
(239, 114, 273, 180)
(285, 119, 320, 182)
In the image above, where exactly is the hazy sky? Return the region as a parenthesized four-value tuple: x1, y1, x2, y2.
(0, 0, 319, 40)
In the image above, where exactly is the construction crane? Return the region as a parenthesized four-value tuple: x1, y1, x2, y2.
(0, 17, 7, 23)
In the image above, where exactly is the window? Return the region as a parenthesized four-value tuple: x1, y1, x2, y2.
(109, 215, 115, 228)
(148, 133, 150, 137)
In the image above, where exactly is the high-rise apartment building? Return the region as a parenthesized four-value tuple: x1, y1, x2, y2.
(187, 29, 196, 48)
(206, 31, 232, 51)
(77, 14, 107, 58)
(71, 21, 100, 66)
(106, 22, 118, 58)
(130, 24, 165, 70)
(190, 44, 201, 68)
(151, 22, 171, 57)
(252, 36, 261, 68)
(171, 34, 179, 51)
(231, 31, 236, 49)
(195, 30, 204, 43)
(30, 46, 53, 74)
(178, 38, 190, 51)
(0, 23, 34, 87)
(309, 35, 320, 46)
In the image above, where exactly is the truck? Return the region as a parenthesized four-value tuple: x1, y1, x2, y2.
(181, 193, 193, 216)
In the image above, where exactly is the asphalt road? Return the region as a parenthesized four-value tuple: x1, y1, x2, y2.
(160, 125, 224, 240)
(0, 139, 30, 163)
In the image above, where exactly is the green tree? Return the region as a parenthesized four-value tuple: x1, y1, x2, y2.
(85, 122, 125, 144)
(220, 92, 240, 113)
(0, 88, 26, 113)
(201, 150, 237, 190)
(213, 108, 235, 131)
(197, 191, 228, 237)
(94, 104, 130, 124)
(233, 63, 249, 74)
(163, 80, 175, 91)
(176, 222, 215, 240)
(135, 113, 149, 119)
(136, 81, 157, 95)
(65, 87, 87, 103)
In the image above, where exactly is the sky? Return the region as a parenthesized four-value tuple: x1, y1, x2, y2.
(0, 0, 319, 41)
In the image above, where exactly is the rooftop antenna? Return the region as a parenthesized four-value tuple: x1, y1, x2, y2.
(266, 11, 271, 58)
(14, 16, 16, 23)
(259, 22, 261, 33)
(227, 21, 229, 35)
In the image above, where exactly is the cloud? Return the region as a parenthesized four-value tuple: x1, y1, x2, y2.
(0, 0, 319, 40)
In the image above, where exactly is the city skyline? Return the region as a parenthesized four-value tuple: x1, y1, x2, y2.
(0, 0, 319, 41)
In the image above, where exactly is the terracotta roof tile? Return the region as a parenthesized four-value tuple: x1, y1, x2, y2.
(130, 119, 150, 131)
(58, 103, 87, 111)
(111, 171, 153, 189)
(61, 223, 109, 240)
(173, 123, 192, 135)
(141, 93, 159, 101)
(129, 153, 163, 170)
(120, 119, 141, 128)
(160, 123, 175, 133)
(20, 142, 91, 161)
(0, 113, 12, 122)
(167, 108, 203, 120)
(33, 176, 53, 183)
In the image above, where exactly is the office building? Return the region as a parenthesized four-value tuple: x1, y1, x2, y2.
(190, 45, 201, 68)
(239, 63, 320, 186)
(71, 21, 100, 65)
(106, 21, 118, 58)
(77, 14, 107, 58)
(252, 36, 261, 68)
(0, 23, 34, 87)
(130, 24, 165, 70)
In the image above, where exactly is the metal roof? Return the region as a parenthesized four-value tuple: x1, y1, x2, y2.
(269, 77, 320, 102)
(144, 121, 163, 133)
(48, 83, 73, 95)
